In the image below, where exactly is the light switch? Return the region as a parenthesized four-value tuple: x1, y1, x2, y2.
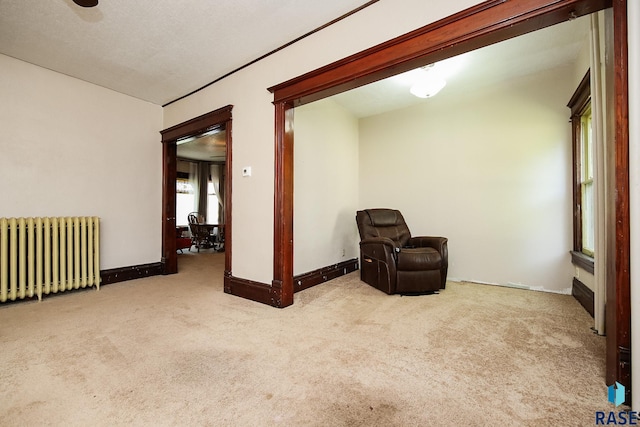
(242, 166, 252, 177)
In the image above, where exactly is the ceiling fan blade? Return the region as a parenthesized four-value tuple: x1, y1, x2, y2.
(73, 0, 99, 7)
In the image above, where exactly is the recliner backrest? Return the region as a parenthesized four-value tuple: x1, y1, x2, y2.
(356, 209, 412, 247)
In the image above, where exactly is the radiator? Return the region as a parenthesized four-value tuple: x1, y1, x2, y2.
(0, 217, 100, 302)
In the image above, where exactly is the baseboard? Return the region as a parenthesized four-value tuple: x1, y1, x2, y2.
(224, 259, 359, 308)
(224, 273, 279, 307)
(572, 277, 594, 317)
(570, 251, 595, 274)
(448, 277, 572, 295)
(101, 262, 163, 285)
(293, 258, 359, 292)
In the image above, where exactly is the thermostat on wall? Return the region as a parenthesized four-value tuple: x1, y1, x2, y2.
(242, 167, 252, 177)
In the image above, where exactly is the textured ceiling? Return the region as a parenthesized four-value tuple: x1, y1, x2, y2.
(0, 0, 591, 122)
(0, 0, 373, 105)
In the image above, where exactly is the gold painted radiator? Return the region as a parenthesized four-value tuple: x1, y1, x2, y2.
(0, 217, 100, 302)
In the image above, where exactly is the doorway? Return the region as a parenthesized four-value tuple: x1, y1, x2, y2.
(268, 0, 629, 400)
(160, 105, 233, 278)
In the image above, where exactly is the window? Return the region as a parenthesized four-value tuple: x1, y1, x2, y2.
(206, 180, 219, 224)
(176, 176, 195, 226)
(579, 106, 594, 256)
(568, 70, 594, 271)
(176, 164, 221, 226)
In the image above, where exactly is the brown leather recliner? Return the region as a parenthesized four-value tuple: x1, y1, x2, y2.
(356, 209, 448, 294)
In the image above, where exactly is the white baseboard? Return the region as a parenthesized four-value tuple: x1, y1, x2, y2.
(447, 277, 571, 295)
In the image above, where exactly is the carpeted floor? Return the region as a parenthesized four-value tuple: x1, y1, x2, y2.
(0, 251, 612, 426)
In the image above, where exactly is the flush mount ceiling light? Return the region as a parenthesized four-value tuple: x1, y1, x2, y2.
(409, 64, 447, 98)
(73, 0, 99, 7)
(410, 77, 447, 98)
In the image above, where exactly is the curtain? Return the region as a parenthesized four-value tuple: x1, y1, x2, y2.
(590, 10, 614, 336)
(198, 162, 209, 221)
(189, 162, 200, 215)
(188, 161, 212, 222)
(210, 164, 224, 224)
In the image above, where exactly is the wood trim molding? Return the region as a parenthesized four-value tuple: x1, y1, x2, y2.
(572, 277, 595, 317)
(101, 262, 164, 285)
(568, 70, 592, 115)
(160, 105, 233, 276)
(161, 106, 232, 142)
(0, 263, 164, 304)
(571, 251, 595, 274)
(223, 123, 233, 277)
(271, 0, 613, 310)
(269, 0, 611, 105)
(568, 71, 591, 253)
(224, 273, 280, 307)
(223, 259, 359, 307)
(163, 1, 380, 107)
(606, 0, 630, 402)
(293, 259, 359, 293)
(272, 102, 295, 308)
(161, 140, 178, 274)
(270, 0, 627, 393)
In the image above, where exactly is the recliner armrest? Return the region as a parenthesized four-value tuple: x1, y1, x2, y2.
(360, 237, 398, 263)
(408, 236, 447, 248)
(408, 236, 448, 266)
(360, 236, 397, 249)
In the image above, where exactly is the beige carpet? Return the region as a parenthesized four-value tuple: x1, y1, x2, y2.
(0, 251, 612, 426)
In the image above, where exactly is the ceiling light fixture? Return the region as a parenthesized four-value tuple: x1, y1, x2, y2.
(409, 77, 447, 98)
(73, 0, 99, 7)
(409, 64, 447, 98)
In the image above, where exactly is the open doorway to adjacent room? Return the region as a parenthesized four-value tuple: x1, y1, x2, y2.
(176, 126, 227, 254)
(268, 0, 629, 401)
(160, 105, 233, 278)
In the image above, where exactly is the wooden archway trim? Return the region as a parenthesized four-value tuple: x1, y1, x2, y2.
(269, 0, 611, 105)
(269, 0, 630, 399)
(160, 105, 233, 277)
(272, 102, 295, 307)
(161, 106, 233, 143)
(269, 0, 613, 304)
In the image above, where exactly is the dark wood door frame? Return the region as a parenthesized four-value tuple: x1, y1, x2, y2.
(269, 0, 630, 398)
(608, 0, 630, 401)
(160, 105, 233, 278)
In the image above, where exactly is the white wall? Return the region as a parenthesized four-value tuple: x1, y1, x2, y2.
(573, 32, 591, 88)
(0, 54, 163, 269)
(571, 36, 596, 291)
(358, 66, 575, 293)
(163, 0, 483, 284)
(293, 98, 359, 275)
